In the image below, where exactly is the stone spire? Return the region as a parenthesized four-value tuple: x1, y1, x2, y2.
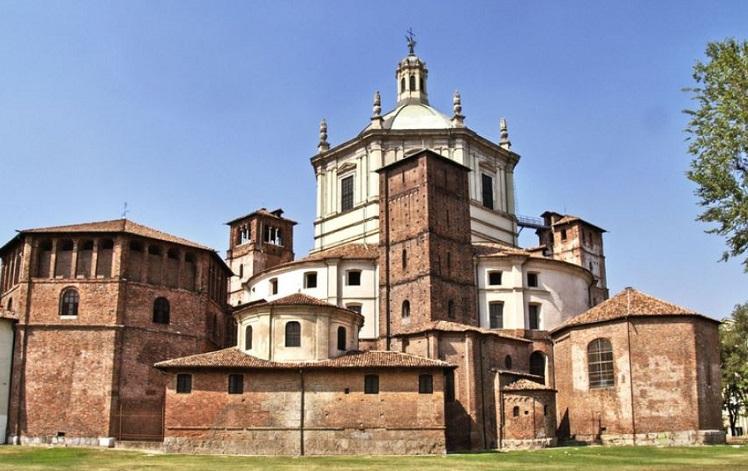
(451, 90, 465, 127)
(318, 119, 329, 153)
(395, 30, 429, 106)
(499, 118, 511, 150)
(370, 91, 383, 129)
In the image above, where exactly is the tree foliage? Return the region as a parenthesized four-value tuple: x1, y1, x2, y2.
(721, 302, 748, 436)
(684, 39, 748, 269)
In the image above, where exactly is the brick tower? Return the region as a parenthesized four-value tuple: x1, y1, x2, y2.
(226, 209, 296, 306)
(378, 149, 477, 348)
(536, 211, 609, 305)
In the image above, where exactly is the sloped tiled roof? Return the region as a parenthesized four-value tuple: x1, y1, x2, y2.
(19, 219, 213, 251)
(554, 287, 716, 333)
(301, 244, 379, 262)
(155, 348, 452, 370)
(264, 293, 334, 307)
(394, 320, 532, 343)
(473, 242, 537, 258)
(502, 378, 555, 392)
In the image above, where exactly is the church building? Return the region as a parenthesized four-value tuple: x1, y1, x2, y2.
(0, 39, 724, 454)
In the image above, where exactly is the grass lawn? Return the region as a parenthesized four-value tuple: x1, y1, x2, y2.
(0, 445, 747, 470)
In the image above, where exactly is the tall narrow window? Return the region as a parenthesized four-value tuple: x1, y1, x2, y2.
(60, 288, 79, 316)
(228, 374, 244, 394)
(337, 326, 347, 351)
(6, 298, 13, 312)
(561, 229, 567, 241)
(504, 355, 512, 370)
(447, 300, 455, 319)
(400, 77, 405, 93)
(176, 374, 192, 394)
(530, 351, 546, 382)
(445, 370, 455, 402)
(446, 252, 452, 274)
(270, 278, 278, 295)
(239, 264, 244, 278)
(409, 75, 416, 91)
(489, 302, 503, 329)
(341, 175, 354, 212)
(528, 304, 541, 330)
(481, 174, 494, 209)
(285, 321, 301, 347)
(364, 374, 379, 394)
(304, 272, 318, 289)
(402, 249, 407, 270)
(245, 325, 253, 350)
(153, 297, 170, 324)
(419, 374, 433, 394)
(402, 300, 410, 319)
(588, 338, 614, 389)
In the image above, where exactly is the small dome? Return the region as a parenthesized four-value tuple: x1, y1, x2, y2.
(363, 103, 453, 132)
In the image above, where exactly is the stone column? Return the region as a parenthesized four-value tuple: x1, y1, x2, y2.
(71, 240, 80, 279)
(49, 239, 58, 278)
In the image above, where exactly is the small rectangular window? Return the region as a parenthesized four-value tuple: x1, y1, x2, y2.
(481, 174, 494, 210)
(176, 374, 192, 394)
(270, 278, 278, 295)
(527, 272, 539, 288)
(347, 270, 361, 286)
(341, 175, 354, 212)
(304, 272, 318, 289)
(529, 304, 541, 330)
(228, 374, 244, 394)
(364, 374, 379, 394)
(418, 374, 433, 394)
(488, 271, 502, 286)
(346, 304, 362, 314)
(489, 302, 504, 329)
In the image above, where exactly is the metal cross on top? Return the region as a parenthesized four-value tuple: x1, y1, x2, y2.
(405, 28, 416, 54)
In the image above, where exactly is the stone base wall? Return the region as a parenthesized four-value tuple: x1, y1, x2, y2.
(500, 437, 557, 450)
(8, 435, 114, 447)
(589, 429, 726, 446)
(163, 427, 446, 455)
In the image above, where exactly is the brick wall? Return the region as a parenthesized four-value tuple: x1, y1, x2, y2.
(162, 367, 446, 455)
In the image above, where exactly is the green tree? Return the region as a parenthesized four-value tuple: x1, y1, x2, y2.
(721, 302, 748, 436)
(684, 39, 748, 269)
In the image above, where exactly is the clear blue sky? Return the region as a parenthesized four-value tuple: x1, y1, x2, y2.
(1, 1, 746, 318)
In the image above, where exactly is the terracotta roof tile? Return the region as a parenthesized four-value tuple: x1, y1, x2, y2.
(20, 219, 214, 251)
(555, 287, 714, 332)
(502, 378, 555, 391)
(394, 320, 532, 343)
(473, 242, 535, 258)
(155, 348, 452, 370)
(265, 293, 337, 307)
(302, 244, 379, 261)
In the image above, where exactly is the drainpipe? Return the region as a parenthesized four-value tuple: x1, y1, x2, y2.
(625, 290, 637, 445)
(478, 336, 488, 449)
(15, 240, 33, 443)
(299, 368, 305, 456)
(382, 174, 391, 350)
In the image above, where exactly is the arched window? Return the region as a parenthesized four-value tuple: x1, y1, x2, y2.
(337, 326, 346, 351)
(400, 77, 405, 93)
(447, 300, 455, 319)
(245, 325, 253, 350)
(409, 75, 416, 91)
(402, 300, 410, 319)
(285, 321, 301, 347)
(588, 338, 614, 388)
(529, 351, 546, 382)
(504, 355, 512, 370)
(153, 297, 170, 324)
(60, 288, 79, 316)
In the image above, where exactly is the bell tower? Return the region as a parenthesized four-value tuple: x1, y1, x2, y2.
(226, 209, 296, 306)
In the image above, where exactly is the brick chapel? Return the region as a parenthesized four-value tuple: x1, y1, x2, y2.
(0, 40, 724, 455)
